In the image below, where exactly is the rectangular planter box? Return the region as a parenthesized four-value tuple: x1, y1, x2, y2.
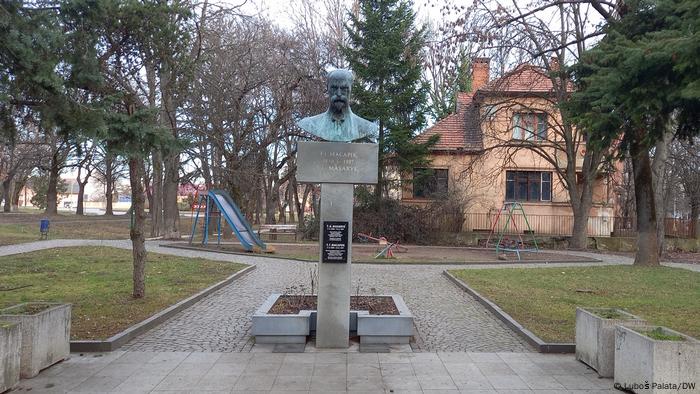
(1, 321, 21, 393)
(357, 295, 413, 344)
(0, 303, 71, 378)
(252, 294, 413, 345)
(576, 307, 646, 377)
(614, 325, 699, 394)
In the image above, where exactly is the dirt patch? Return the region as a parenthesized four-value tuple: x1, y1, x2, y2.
(664, 251, 700, 265)
(174, 242, 595, 264)
(269, 295, 399, 315)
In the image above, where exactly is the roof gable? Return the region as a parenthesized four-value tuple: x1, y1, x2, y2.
(414, 62, 568, 153)
(414, 93, 482, 152)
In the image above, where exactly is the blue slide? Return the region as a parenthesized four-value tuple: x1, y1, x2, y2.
(208, 190, 267, 251)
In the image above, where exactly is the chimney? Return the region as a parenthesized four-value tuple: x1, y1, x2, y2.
(550, 56, 560, 71)
(470, 57, 490, 92)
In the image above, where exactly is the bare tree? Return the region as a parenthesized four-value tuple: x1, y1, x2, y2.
(667, 137, 700, 239)
(0, 108, 46, 212)
(445, 0, 618, 249)
(93, 142, 127, 215)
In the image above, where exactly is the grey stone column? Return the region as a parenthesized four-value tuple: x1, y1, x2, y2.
(316, 183, 353, 348)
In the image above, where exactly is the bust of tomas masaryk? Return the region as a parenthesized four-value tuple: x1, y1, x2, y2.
(297, 69, 378, 142)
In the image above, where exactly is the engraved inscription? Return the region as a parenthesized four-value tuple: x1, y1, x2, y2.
(321, 151, 359, 173)
(296, 141, 378, 184)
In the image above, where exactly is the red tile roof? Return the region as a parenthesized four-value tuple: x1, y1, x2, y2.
(414, 93, 482, 152)
(479, 64, 574, 94)
(415, 63, 567, 152)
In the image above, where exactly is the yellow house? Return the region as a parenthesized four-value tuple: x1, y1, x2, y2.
(404, 58, 617, 236)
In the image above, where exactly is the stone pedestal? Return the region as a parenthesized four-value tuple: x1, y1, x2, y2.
(297, 141, 378, 348)
(316, 184, 353, 347)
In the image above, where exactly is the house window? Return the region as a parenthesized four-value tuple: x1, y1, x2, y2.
(413, 168, 448, 198)
(512, 112, 547, 141)
(506, 171, 552, 202)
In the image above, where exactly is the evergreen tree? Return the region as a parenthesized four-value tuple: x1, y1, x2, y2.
(568, 0, 700, 266)
(342, 0, 437, 205)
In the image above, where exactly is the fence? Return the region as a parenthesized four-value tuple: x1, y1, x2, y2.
(423, 211, 695, 239)
(613, 216, 695, 239)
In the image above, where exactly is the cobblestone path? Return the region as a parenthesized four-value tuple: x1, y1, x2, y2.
(5, 239, 679, 353)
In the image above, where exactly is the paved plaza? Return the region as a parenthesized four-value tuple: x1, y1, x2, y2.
(12, 350, 616, 393)
(4, 239, 694, 393)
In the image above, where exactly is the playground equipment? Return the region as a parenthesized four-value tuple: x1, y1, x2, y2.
(485, 202, 539, 260)
(189, 189, 267, 252)
(356, 232, 407, 259)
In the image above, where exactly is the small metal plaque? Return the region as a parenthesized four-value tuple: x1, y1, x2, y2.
(297, 141, 378, 184)
(322, 221, 349, 263)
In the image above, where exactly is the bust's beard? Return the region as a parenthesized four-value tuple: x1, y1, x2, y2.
(331, 100, 348, 114)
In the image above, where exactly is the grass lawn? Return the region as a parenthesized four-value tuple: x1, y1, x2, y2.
(0, 246, 247, 340)
(0, 213, 195, 245)
(449, 265, 700, 343)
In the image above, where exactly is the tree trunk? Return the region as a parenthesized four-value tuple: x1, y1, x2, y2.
(160, 54, 181, 240)
(651, 131, 673, 256)
(105, 153, 114, 215)
(265, 193, 277, 224)
(2, 177, 13, 212)
(570, 203, 593, 249)
(11, 178, 24, 211)
(630, 136, 659, 266)
(162, 152, 181, 239)
(129, 156, 147, 299)
(300, 184, 311, 221)
(46, 156, 60, 215)
(690, 200, 699, 240)
(287, 184, 295, 223)
(151, 150, 163, 237)
(105, 183, 114, 216)
(76, 181, 87, 215)
(374, 119, 385, 208)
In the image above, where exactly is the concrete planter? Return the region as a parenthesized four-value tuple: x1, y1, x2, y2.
(0, 321, 21, 393)
(0, 303, 71, 378)
(614, 325, 699, 394)
(252, 294, 413, 345)
(575, 307, 645, 377)
(357, 295, 413, 344)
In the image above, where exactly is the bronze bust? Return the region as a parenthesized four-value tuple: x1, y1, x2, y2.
(297, 69, 378, 142)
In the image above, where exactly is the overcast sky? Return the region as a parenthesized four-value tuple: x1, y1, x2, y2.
(235, 0, 444, 30)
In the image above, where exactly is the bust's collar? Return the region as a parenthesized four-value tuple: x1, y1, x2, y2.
(328, 108, 353, 124)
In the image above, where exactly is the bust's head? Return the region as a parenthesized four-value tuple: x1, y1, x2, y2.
(327, 69, 353, 115)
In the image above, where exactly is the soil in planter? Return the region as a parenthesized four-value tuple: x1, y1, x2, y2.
(587, 308, 625, 319)
(2, 303, 53, 315)
(269, 295, 399, 315)
(637, 327, 685, 341)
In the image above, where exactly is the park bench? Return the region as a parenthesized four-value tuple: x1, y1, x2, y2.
(257, 224, 298, 241)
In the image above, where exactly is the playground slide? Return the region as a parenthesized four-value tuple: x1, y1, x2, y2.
(209, 190, 267, 251)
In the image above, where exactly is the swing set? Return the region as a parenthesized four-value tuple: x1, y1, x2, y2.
(485, 202, 539, 260)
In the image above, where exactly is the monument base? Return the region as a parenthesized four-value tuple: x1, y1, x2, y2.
(316, 183, 352, 348)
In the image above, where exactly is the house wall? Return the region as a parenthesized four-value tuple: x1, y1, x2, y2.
(403, 96, 617, 236)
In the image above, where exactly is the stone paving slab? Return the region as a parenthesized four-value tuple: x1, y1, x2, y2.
(12, 351, 617, 393)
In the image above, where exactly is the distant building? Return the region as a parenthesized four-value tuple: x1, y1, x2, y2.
(404, 58, 618, 236)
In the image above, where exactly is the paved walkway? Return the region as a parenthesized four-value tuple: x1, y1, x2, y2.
(12, 350, 616, 393)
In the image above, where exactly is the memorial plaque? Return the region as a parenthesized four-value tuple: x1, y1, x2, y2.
(297, 141, 378, 184)
(322, 221, 349, 263)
